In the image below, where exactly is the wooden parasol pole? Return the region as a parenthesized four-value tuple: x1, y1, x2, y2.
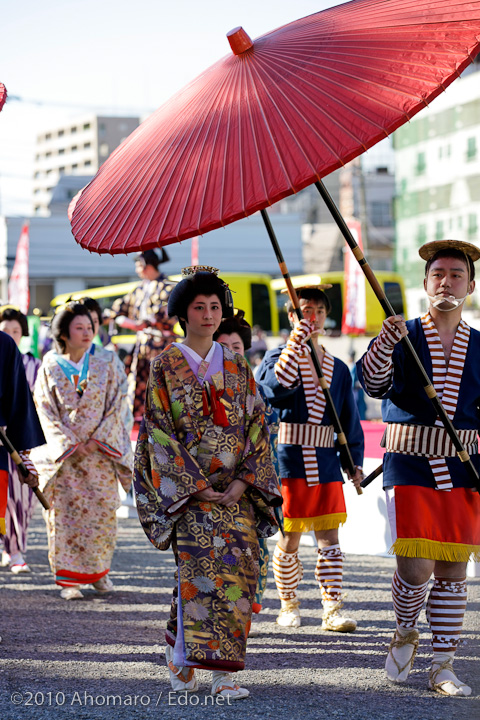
(260, 209, 362, 495)
(314, 180, 480, 491)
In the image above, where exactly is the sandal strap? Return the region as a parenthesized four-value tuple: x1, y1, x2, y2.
(168, 661, 194, 683)
(388, 630, 419, 675)
(215, 684, 240, 694)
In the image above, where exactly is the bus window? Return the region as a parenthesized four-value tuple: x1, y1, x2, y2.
(251, 283, 272, 331)
(324, 283, 342, 336)
(384, 282, 404, 316)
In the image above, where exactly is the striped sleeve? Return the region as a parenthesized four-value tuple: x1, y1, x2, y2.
(274, 342, 302, 388)
(361, 319, 403, 397)
(274, 319, 313, 388)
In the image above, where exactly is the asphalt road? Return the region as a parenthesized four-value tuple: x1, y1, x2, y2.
(1, 508, 479, 720)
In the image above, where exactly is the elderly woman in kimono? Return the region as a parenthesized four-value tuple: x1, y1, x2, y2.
(32, 302, 133, 600)
(134, 267, 282, 700)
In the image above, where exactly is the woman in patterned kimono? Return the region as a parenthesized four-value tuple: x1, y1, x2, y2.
(32, 303, 133, 600)
(107, 249, 177, 422)
(214, 310, 281, 617)
(0, 307, 43, 573)
(134, 267, 282, 700)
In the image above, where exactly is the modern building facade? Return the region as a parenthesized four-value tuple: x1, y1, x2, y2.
(393, 58, 480, 296)
(32, 115, 139, 215)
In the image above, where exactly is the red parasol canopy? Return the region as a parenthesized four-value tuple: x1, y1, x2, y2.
(0, 84, 7, 112)
(70, 0, 480, 254)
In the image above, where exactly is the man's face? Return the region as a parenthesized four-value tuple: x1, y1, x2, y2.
(424, 256, 474, 311)
(289, 298, 327, 335)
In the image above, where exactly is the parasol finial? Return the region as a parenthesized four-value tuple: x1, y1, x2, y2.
(227, 27, 253, 56)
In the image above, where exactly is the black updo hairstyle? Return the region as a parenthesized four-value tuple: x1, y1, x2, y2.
(168, 271, 234, 334)
(214, 310, 252, 352)
(51, 302, 94, 353)
(0, 306, 29, 336)
(77, 296, 103, 324)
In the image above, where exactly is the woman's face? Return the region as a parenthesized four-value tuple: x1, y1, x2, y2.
(62, 314, 94, 354)
(185, 294, 223, 339)
(0, 319, 23, 347)
(89, 310, 100, 336)
(216, 331, 245, 357)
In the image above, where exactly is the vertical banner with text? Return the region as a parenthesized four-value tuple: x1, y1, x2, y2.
(341, 220, 366, 335)
(8, 221, 30, 313)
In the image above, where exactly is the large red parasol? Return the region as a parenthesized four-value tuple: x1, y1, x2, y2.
(0, 84, 7, 112)
(70, 0, 480, 489)
(70, 0, 480, 254)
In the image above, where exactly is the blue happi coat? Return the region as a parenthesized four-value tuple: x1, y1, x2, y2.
(357, 317, 480, 489)
(257, 347, 364, 482)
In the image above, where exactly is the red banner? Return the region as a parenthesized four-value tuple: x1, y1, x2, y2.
(8, 221, 30, 314)
(341, 220, 366, 335)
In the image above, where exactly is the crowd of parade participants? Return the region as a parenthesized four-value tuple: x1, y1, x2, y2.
(1, 240, 479, 699)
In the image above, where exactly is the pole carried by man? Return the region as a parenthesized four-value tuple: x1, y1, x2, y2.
(358, 239, 480, 697)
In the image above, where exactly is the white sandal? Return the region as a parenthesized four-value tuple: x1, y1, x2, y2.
(165, 645, 198, 692)
(211, 671, 249, 700)
(429, 660, 472, 697)
(385, 629, 419, 683)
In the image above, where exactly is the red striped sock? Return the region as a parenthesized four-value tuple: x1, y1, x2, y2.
(315, 544, 343, 602)
(272, 545, 303, 601)
(392, 570, 429, 629)
(426, 576, 467, 652)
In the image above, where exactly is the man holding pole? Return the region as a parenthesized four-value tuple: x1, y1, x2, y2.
(358, 240, 480, 697)
(257, 284, 364, 631)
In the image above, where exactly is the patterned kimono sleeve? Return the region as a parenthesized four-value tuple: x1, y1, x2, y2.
(89, 356, 133, 486)
(33, 362, 81, 461)
(134, 357, 212, 549)
(111, 288, 136, 319)
(235, 366, 282, 506)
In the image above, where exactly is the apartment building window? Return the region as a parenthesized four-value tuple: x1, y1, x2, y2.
(100, 143, 109, 157)
(415, 152, 426, 175)
(84, 142, 91, 149)
(59, 167, 65, 174)
(58, 129, 64, 137)
(84, 160, 92, 167)
(45, 133, 51, 140)
(468, 214, 478, 239)
(71, 145, 78, 152)
(466, 137, 477, 162)
(83, 123, 91, 130)
(370, 201, 393, 227)
(72, 164, 78, 170)
(58, 148, 65, 155)
(99, 123, 106, 137)
(71, 126, 77, 133)
(435, 220, 444, 240)
(417, 224, 427, 245)
(45, 152, 52, 158)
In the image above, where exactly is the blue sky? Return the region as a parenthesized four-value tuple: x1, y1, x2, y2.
(1, 0, 343, 215)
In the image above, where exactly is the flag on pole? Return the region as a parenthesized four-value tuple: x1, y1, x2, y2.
(8, 221, 30, 314)
(341, 220, 366, 335)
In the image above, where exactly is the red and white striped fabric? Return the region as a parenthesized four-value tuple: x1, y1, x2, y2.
(421, 313, 470, 491)
(278, 422, 334, 448)
(392, 570, 429, 629)
(382, 424, 477, 459)
(361, 318, 404, 397)
(272, 544, 304, 600)
(315, 544, 344, 603)
(298, 351, 335, 486)
(274, 319, 312, 388)
(426, 576, 467, 652)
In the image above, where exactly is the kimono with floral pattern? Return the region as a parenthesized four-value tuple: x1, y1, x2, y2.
(134, 343, 282, 671)
(111, 274, 177, 419)
(32, 350, 133, 587)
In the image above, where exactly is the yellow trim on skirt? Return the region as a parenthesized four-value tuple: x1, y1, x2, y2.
(390, 537, 480, 563)
(283, 512, 347, 534)
(0, 518, 5, 535)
